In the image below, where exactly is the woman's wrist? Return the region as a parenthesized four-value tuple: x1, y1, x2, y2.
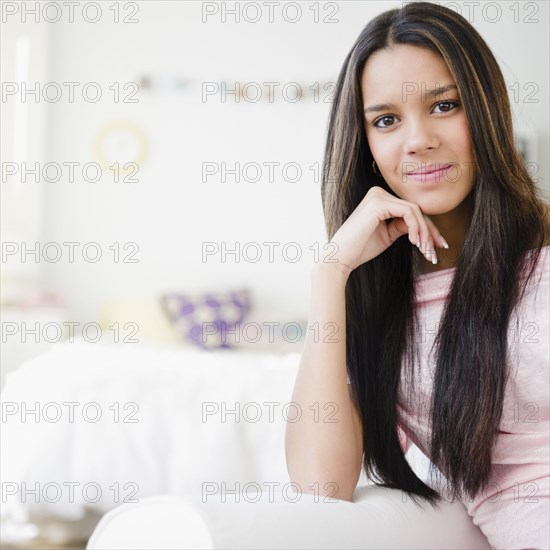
(311, 258, 352, 286)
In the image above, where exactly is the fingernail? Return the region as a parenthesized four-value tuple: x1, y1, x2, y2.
(425, 247, 437, 264)
(440, 238, 449, 249)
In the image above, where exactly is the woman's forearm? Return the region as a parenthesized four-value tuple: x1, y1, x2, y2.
(284, 262, 364, 502)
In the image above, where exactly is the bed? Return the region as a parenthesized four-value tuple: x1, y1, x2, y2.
(0, 336, 305, 544)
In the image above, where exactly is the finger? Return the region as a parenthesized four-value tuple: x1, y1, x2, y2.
(424, 215, 449, 249)
(387, 217, 421, 250)
(385, 202, 432, 262)
(419, 215, 450, 264)
(399, 201, 434, 263)
(412, 205, 435, 262)
(388, 200, 439, 264)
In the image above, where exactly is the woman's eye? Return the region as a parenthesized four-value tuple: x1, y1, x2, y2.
(373, 115, 396, 128)
(433, 100, 459, 113)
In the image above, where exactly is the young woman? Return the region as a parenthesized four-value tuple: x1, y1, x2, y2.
(285, 2, 550, 549)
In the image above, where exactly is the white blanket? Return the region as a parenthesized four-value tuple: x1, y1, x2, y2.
(1, 339, 302, 522)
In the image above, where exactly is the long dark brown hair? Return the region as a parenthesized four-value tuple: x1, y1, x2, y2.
(322, 1, 549, 507)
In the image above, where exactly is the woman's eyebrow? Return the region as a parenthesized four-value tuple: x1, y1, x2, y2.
(363, 83, 458, 114)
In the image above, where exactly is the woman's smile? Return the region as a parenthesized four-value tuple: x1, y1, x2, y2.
(404, 164, 453, 184)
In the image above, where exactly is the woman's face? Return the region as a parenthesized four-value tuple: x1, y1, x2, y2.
(361, 44, 476, 215)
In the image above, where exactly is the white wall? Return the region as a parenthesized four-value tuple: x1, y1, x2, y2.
(1, 18, 51, 300)
(4, 0, 549, 324)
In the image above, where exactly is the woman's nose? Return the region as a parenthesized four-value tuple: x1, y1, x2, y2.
(403, 119, 439, 155)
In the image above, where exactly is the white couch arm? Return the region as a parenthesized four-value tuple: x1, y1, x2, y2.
(87, 487, 492, 550)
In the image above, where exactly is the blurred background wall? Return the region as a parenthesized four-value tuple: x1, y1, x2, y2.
(2, 0, 549, 328)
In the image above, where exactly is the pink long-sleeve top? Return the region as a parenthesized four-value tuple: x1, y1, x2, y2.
(396, 245, 550, 549)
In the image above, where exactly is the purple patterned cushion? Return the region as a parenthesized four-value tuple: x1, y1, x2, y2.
(160, 289, 252, 350)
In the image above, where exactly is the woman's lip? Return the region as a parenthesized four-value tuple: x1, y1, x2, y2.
(406, 163, 452, 175)
(404, 165, 451, 183)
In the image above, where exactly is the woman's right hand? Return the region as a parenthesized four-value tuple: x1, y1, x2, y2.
(319, 186, 448, 277)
